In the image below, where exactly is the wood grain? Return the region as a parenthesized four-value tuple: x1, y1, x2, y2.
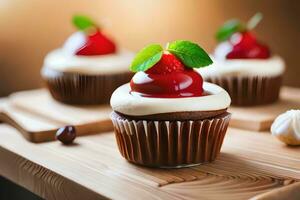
(250, 182, 300, 200)
(0, 124, 299, 200)
(0, 89, 113, 142)
(229, 87, 300, 131)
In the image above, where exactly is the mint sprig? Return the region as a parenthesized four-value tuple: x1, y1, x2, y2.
(130, 44, 163, 72)
(167, 40, 213, 68)
(130, 41, 212, 72)
(73, 15, 98, 31)
(215, 19, 245, 42)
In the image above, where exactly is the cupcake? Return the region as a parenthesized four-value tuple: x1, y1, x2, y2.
(41, 15, 134, 105)
(110, 40, 231, 168)
(198, 13, 285, 106)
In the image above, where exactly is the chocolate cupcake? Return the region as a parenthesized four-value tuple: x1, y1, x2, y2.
(41, 15, 134, 105)
(198, 13, 285, 106)
(110, 40, 231, 168)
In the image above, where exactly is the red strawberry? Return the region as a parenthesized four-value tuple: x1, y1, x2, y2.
(227, 32, 270, 59)
(215, 31, 271, 59)
(76, 30, 116, 56)
(66, 15, 117, 56)
(146, 53, 185, 74)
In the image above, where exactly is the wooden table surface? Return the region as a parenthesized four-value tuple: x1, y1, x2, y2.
(0, 123, 299, 200)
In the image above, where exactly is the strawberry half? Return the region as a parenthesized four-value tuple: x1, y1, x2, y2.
(76, 30, 116, 56)
(146, 53, 185, 74)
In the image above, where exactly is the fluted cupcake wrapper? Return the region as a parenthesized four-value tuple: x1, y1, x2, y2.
(111, 112, 231, 168)
(42, 67, 133, 105)
(205, 75, 282, 106)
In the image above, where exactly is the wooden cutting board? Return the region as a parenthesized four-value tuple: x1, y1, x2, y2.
(0, 89, 113, 143)
(0, 86, 299, 143)
(229, 87, 300, 131)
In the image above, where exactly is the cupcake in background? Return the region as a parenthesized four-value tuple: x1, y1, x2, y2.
(110, 40, 231, 168)
(198, 13, 285, 106)
(41, 15, 134, 105)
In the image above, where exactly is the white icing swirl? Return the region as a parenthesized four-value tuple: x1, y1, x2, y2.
(110, 82, 231, 116)
(271, 110, 300, 145)
(197, 56, 285, 78)
(42, 49, 135, 75)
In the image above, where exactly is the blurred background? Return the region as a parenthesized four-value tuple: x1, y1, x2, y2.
(0, 0, 299, 97)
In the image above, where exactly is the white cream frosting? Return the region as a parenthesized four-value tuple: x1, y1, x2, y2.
(271, 110, 300, 145)
(110, 82, 231, 116)
(197, 56, 285, 78)
(42, 49, 135, 75)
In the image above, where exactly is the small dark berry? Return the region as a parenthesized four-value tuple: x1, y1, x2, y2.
(56, 126, 76, 145)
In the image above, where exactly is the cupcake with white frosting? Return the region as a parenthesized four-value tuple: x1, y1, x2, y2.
(110, 40, 231, 168)
(198, 13, 285, 106)
(41, 15, 134, 105)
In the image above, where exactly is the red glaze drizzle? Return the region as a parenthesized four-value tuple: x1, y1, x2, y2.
(130, 70, 204, 98)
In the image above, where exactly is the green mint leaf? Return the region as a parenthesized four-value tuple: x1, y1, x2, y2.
(247, 12, 263, 30)
(72, 15, 97, 31)
(215, 19, 245, 42)
(166, 40, 213, 68)
(130, 44, 163, 72)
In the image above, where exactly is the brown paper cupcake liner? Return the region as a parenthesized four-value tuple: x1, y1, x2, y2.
(111, 111, 231, 168)
(205, 75, 282, 106)
(42, 67, 133, 105)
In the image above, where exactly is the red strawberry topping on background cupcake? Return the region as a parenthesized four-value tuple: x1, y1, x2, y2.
(214, 13, 271, 59)
(63, 15, 116, 56)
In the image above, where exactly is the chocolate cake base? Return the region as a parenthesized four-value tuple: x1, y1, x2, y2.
(205, 75, 282, 106)
(42, 67, 133, 105)
(115, 109, 227, 121)
(111, 111, 231, 168)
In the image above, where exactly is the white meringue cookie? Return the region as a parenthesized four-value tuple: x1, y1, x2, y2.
(271, 110, 300, 145)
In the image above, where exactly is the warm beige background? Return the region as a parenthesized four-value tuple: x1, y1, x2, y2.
(0, 0, 299, 96)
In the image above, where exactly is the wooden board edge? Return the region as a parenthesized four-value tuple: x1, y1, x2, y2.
(229, 118, 261, 132)
(75, 119, 114, 137)
(0, 112, 114, 143)
(0, 112, 55, 143)
(229, 117, 273, 132)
